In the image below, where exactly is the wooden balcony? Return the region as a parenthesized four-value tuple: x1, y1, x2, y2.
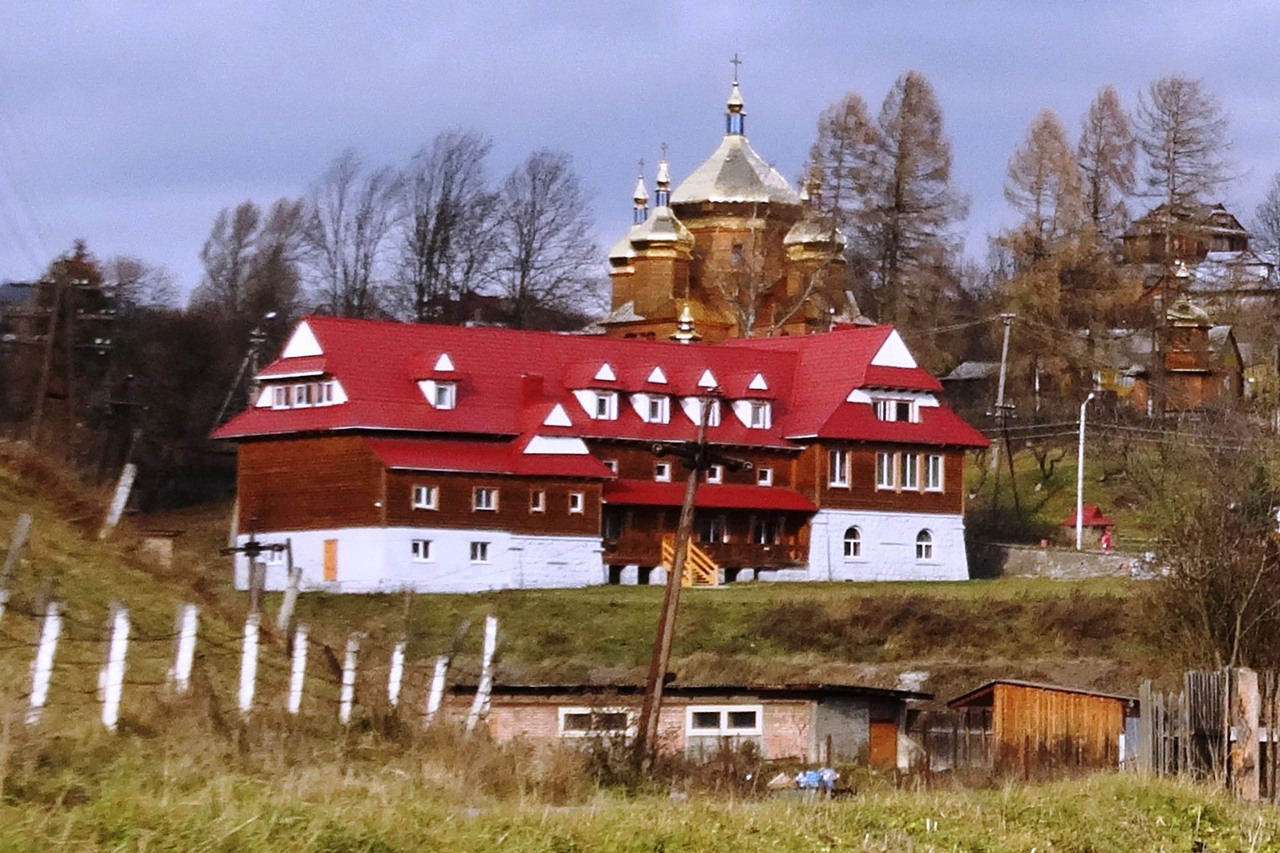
(602, 534, 805, 569)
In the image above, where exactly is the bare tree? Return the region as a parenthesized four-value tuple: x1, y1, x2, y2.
(196, 201, 260, 314)
(806, 92, 880, 240)
(863, 70, 969, 330)
(1253, 172, 1280, 254)
(1136, 75, 1231, 213)
(103, 255, 179, 309)
(1077, 85, 1136, 245)
(396, 129, 499, 323)
(244, 198, 305, 324)
(492, 150, 600, 329)
(302, 149, 403, 319)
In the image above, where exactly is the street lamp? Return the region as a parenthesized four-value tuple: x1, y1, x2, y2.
(1076, 392, 1096, 551)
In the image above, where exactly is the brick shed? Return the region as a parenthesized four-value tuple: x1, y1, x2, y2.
(948, 680, 1138, 772)
(451, 682, 931, 768)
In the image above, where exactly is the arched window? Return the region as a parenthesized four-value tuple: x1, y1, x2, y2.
(916, 530, 933, 561)
(843, 526, 862, 559)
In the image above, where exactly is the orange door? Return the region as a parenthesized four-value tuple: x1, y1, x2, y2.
(323, 539, 338, 582)
(869, 721, 898, 770)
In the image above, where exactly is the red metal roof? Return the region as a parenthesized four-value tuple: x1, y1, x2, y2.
(1060, 504, 1116, 528)
(212, 317, 986, 455)
(366, 437, 614, 479)
(603, 479, 817, 512)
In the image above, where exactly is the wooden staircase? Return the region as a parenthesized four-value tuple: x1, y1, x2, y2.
(660, 536, 720, 587)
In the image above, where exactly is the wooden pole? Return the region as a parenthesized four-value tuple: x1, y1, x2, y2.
(29, 276, 64, 445)
(0, 514, 32, 624)
(1230, 667, 1261, 802)
(635, 406, 710, 763)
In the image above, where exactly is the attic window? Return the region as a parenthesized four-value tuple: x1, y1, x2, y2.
(647, 395, 670, 424)
(749, 401, 771, 429)
(873, 398, 914, 423)
(434, 381, 457, 410)
(593, 391, 618, 420)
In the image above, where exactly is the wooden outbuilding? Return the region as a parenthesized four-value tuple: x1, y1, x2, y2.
(947, 680, 1138, 773)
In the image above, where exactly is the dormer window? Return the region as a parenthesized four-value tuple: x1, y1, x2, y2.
(749, 401, 771, 429)
(647, 395, 669, 424)
(873, 398, 914, 423)
(594, 391, 618, 420)
(434, 381, 457, 410)
(269, 380, 341, 410)
(272, 387, 289, 409)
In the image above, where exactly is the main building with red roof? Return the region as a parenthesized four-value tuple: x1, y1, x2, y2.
(211, 77, 988, 593)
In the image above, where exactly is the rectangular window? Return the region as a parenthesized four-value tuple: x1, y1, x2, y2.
(647, 396, 669, 424)
(901, 453, 919, 490)
(686, 705, 763, 736)
(530, 489, 546, 513)
(876, 452, 895, 489)
(558, 707, 632, 738)
(292, 383, 312, 407)
(473, 487, 497, 511)
(272, 386, 289, 409)
(749, 401, 771, 429)
(654, 462, 671, 483)
(699, 400, 721, 427)
(568, 491, 584, 514)
(925, 454, 944, 491)
(434, 382, 456, 410)
(316, 381, 335, 405)
(470, 541, 490, 563)
(873, 398, 914, 422)
(828, 449, 849, 488)
(594, 391, 617, 420)
(705, 464, 724, 484)
(411, 539, 433, 562)
(757, 467, 773, 487)
(411, 485, 437, 510)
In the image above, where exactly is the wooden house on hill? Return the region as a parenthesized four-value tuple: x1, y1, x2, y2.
(211, 317, 988, 592)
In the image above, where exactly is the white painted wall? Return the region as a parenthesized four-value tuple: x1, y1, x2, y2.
(803, 509, 970, 582)
(233, 527, 602, 593)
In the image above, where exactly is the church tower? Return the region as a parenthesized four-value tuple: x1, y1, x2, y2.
(602, 69, 851, 342)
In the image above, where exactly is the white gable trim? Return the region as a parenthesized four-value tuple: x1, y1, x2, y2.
(697, 369, 717, 388)
(647, 366, 668, 384)
(433, 353, 455, 372)
(524, 435, 590, 455)
(870, 330, 917, 369)
(543, 403, 573, 427)
(594, 363, 617, 381)
(281, 321, 323, 358)
(748, 373, 769, 391)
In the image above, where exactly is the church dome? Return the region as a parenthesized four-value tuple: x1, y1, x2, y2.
(670, 134, 800, 207)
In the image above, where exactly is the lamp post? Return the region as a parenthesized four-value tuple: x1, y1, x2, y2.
(1076, 392, 1095, 551)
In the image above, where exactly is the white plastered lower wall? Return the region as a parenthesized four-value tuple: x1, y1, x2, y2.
(800, 509, 970, 582)
(233, 527, 604, 593)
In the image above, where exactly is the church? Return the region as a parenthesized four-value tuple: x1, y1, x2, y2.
(211, 78, 988, 592)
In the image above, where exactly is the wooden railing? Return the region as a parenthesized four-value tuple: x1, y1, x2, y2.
(661, 536, 719, 587)
(602, 534, 806, 571)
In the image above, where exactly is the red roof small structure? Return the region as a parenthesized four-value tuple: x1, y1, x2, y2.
(1060, 504, 1115, 529)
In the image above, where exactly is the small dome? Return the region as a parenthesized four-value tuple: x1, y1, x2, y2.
(629, 205, 694, 250)
(608, 226, 639, 264)
(727, 81, 744, 113)
(784, 217, 846, 250)
(632, 176, 649, 207)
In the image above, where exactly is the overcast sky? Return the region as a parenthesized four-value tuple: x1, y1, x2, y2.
(3, 1, 1278, 297)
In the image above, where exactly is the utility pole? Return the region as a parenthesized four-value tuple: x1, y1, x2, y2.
(989, 313, 1016, 472)
(634, 392, 749, 768)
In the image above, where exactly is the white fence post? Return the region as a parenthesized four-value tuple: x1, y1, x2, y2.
(466, 615, 498, 733)
(99, 603, 130, 732)
(27, 600, 62, 726)
(388, 641, 406, 710)
(425, 655, 449, 726)
(339, 633, 361, 726)
(238, 611, 261, 718)
(276, 539, 299, 633)
(168, 603, 198, 695)
(287, 624, 308, 715)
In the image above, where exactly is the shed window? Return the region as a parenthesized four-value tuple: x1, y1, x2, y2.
(686, 705, 763, 736)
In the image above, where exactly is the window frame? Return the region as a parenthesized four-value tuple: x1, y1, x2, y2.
(568, 491, 585, 514)
(916, 529, 934, 561)
(473, 487, 498, 511)
(901, 452, 919, 490)
(272, 386, 289, 409)
(470, 541, 490, 563)
(843, 526, 862, 559)
(756, 466, 773, 487)
(411, 539, 433, 562)
(557, 706, 634, 739)
(875, 452, 895, 490)
(685, 704, 763, 737)
(925, 454, 944, 492)
(593, 391, 618, 420)
(654, 462, 672, 483)
(647, 395, 669, 424)
(748, 400, 771, 429)
(411, 484, 438, 510)
(705, 464, 724, 484)
(828, 449, 849, 488)
(434, 381, 457, 410)
(530, 489, 546, 513)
